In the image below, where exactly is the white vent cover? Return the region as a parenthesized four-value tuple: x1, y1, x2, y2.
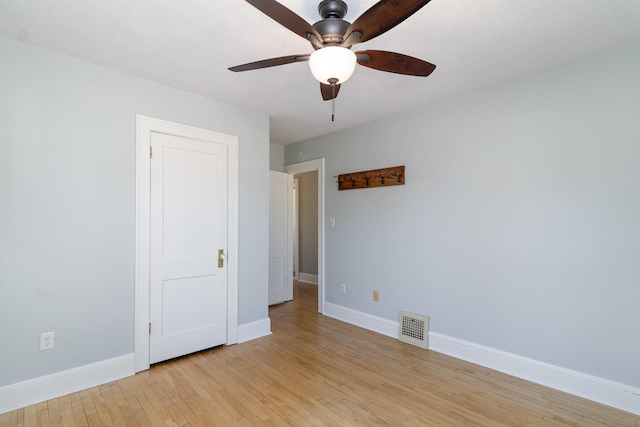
(399, 311, 429, 349)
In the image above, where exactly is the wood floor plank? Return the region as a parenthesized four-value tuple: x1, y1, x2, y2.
(44, 398, 62, 427)
(21, 405, 36, 427)
(162, 361, 235, 425)
(10, 411, 24, 427)
(54, 394, 76, 427)
(146, 367, 190, 426)
(2, 281, 639, 426)
(172, 359, 251, 425)
(117, 373, 168, 426)
(67, 392, 87, 427)
(96, 383, 131, 427)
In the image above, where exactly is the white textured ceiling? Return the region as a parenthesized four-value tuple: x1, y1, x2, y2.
(1, 1, 639, 145)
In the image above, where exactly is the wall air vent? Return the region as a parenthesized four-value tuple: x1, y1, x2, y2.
(399, 311, 429, 349)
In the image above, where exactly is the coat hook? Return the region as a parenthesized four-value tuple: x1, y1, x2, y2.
(336, 166, 404, 191)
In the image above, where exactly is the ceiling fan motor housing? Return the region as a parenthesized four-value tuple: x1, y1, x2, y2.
(318, 0, 347, 18)
(314, 0, 351, 45)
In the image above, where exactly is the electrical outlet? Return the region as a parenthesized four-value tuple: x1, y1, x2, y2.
(340, 283, 346, 294)
(373, 291, 379, 302)
(40, 332, 55, 350)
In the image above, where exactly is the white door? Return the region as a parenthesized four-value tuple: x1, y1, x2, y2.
(269, 171, 292, 305)
(149, 131, 228, 364)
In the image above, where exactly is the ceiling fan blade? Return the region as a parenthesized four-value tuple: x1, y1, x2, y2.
(229, 54, 310, 72)
(356, 50, 436, 76)
(345, 0, 433, 44)
(320, 83, 341, 101)
(245, 0, 321, 43)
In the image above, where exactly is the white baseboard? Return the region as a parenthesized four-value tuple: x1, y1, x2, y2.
(0, 353, 134, 415)
(429, 332, 640, 416)
(323, 303, 640, 416)
(237, 317, 272, 343)
(324, 302, 398, 339)
(298, 273, 318, 285)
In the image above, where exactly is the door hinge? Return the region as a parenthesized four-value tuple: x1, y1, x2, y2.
(150, 146, 153, 158)
(149, 322, 152, 335)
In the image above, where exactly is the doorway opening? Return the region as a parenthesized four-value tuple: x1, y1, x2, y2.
(292, 171, 318, 286)
(284, 159, 325, 314)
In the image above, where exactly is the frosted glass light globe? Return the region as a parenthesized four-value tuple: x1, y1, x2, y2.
(309, 46, 357, 84)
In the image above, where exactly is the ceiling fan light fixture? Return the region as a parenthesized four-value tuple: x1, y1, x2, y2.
(309, 46, 357, 85)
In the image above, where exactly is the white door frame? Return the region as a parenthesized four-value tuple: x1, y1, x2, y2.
(134, 115, 239, 373)
(284, 159, 325, 314)
(292, 178, 299, 282)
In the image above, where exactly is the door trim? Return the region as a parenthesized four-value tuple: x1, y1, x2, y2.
(284, 159, 325, 314)
(292, 178, 299, 282)
(134, 115, 239, 373)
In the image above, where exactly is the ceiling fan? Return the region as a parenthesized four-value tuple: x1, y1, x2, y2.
(229, 0, 436, 111)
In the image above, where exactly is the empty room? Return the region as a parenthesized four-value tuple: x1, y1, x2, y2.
(1, 0, 639, 425)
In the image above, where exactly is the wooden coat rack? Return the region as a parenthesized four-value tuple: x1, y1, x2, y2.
(336, 165, 405, 190)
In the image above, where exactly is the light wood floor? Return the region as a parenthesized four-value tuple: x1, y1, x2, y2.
(2, 281, 638, 426)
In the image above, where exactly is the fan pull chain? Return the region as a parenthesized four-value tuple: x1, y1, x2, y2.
(330, 78, 337, 122)
(332, 99, 335, 122)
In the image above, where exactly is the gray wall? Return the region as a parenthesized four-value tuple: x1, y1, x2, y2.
(295, 171, 318, 276)
(0, 37, 270, 387)
(269, 143, 284, 172)
(284, 41, 640, 387)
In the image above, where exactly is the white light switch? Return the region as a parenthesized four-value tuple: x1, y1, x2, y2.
(330, 217, 336, 227)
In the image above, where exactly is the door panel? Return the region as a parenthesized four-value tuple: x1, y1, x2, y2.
(269, 171, 291, 305)
(161, 276, 222, 335)
(150, 131, 228, 364)
(161, 146, 218, 259)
